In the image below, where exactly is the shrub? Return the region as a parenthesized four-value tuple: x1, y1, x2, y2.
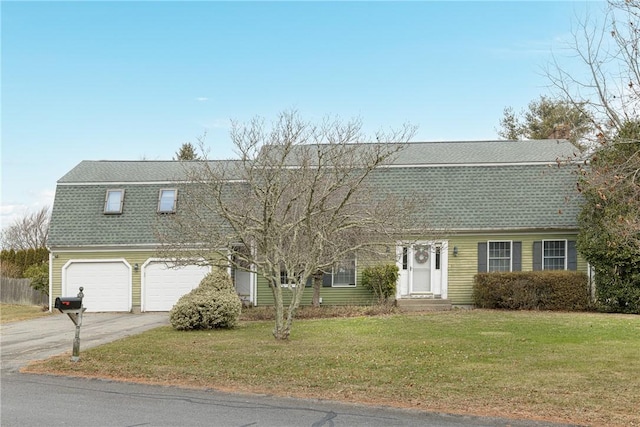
(361, 264, 398, 303)
(473, 271, 591, 311)
(23, 263, 49, 295)
(170, 269, 242, 330)
(0, 260, 22, 278)
(0, 248, 49, 278)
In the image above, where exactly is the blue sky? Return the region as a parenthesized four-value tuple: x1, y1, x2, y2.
(1, 1, 599, 230)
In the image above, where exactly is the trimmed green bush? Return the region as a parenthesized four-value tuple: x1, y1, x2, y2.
(170, 269, 242, 330)
(361, 264, 398, 303)
(23, 263, 49, 295)
(473, 271, 591, 311)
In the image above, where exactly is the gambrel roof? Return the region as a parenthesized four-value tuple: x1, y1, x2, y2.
(48, 140, 582, 248)
(391, 139, 579, 165)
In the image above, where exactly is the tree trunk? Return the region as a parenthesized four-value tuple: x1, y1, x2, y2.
(270, 278, 288, 340)
(311, 271, 323, 307)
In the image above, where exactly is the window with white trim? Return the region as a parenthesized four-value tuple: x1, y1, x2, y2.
(543, 240, 567, 270)
(104, 189, 124, 214)
(332, 255, 356, 287)
(280, 270, 296, 287)
(158, 189, 177, 213)
(488, 241, 511, 272)
(279, 269, 312, 287)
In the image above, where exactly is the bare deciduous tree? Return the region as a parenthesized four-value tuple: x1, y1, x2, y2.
(1, 206, 50, 250)
(547, 1, 640, 140)
(547, 1, 640, 312)
(158, 111, 418, 339)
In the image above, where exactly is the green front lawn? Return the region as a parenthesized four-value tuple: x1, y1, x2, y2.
(24, 310, 640, 426)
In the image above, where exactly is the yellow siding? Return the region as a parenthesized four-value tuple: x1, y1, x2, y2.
(255, 254, 389, 306)
(447, 232, 585, 305)
(52, 234, 585, 309)
(254, 233, 585, 307)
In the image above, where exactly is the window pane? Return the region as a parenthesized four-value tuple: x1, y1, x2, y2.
(544, 241, 565, 257)
(402, 247, 408, 270)
(489, 258, 510, 272)
(104, 190, 123, 213)
(488, 241, 511, 272)
(158, 189, 176, 213)
(543, 241, 566, 270)
(333, 256, 356, 286)
(489, 242, 510, 258)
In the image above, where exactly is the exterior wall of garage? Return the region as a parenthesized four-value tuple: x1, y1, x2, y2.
(50, 249, 158, 312)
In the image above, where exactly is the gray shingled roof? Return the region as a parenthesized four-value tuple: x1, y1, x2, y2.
(57, 160, 243, 183)
(391, 139, 580, 164)
(266, 139, 580, 167)
(369, 164, 581, 231)
(48, 140, 582, 248)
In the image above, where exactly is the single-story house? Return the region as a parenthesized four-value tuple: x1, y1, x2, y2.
(47, 139, 587, 312)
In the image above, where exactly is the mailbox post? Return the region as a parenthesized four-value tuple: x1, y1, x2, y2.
(54, 287, 86, 362)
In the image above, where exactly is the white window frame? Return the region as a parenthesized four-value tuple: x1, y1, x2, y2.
(487, 240, 512, 272)
(280, 270, 297, 288)
(158, 188, 178, 213)
(331, 255, 356, 287)
(542, 239, 568, 270)
(104, 189, 125, 214)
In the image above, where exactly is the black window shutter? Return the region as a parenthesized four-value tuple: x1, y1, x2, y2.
(533, 241, 542, 271)
(568, 240, 577, 271)
(477, 242, 487, 272)
(512, 241, 522, 271)
(322, 272, 332, 287)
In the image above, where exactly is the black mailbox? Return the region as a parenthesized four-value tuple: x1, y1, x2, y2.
(54, 297, 83, 311)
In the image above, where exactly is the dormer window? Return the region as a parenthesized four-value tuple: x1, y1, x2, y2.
(158, 189, 177, 213)
(104, 189, 124, 214)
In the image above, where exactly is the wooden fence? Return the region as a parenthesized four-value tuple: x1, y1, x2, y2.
(0, 277, 48, 306)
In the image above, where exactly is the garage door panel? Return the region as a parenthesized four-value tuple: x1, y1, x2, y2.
(64, 262, 130, 312)
(143, 263, 210, 311)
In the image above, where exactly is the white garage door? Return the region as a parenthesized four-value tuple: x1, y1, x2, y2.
(64, 261, 130, 312)
(143, 262, 210, 312)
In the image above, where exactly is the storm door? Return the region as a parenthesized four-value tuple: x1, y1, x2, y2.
(410, 244, 432, 293)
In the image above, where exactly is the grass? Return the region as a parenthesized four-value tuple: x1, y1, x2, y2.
(24, 309, 640, 426)
(1, 303, 50, 324)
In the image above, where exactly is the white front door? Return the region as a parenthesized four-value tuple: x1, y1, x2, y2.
(411, 244, 431, 293)
(397, 242, 448, 299)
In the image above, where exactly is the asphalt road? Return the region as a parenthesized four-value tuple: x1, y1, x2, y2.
(1, 372, 578, 427)
(1, 313, 579, 427)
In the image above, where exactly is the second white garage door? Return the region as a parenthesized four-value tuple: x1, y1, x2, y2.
(142, 262, 210, 312)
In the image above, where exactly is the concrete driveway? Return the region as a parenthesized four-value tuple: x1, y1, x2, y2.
(1, 312, 169, 372)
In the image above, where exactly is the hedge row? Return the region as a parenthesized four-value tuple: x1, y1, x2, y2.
(473, 271, 591, 311)
(0, 248, 49, 278)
